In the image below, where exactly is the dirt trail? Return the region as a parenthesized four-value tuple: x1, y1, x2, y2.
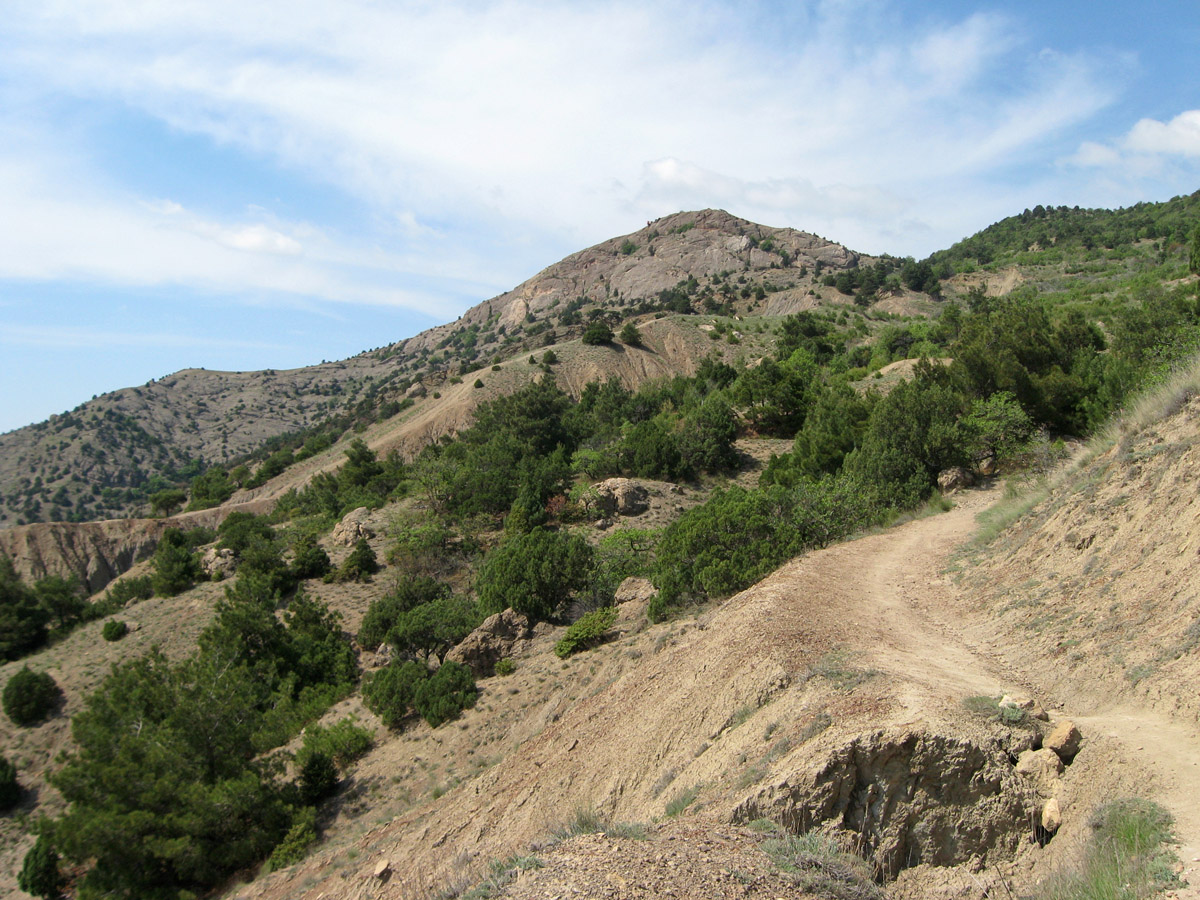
(859, 488, 1200, 896)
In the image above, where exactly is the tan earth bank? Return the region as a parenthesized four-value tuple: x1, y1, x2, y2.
(5, 401, 1200, 898)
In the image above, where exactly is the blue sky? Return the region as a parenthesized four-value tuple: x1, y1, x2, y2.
(1, 0, 1198, 434)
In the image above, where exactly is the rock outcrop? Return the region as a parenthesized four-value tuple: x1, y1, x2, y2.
(445, 610, 550, 676)
(330, 507, 375, 547)
(594, 479, 651, 517)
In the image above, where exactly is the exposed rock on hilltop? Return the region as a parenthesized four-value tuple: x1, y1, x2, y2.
(436, 208, 862, 337)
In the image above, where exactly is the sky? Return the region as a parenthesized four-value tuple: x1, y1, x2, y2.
(1, 1, 1198, 434)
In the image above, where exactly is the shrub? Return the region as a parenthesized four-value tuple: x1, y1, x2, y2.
(290, 538, 332, 580)
(414, 661, 477, 727)
(150, 528, 200, 597)
(555, 606, 617, 658)
(542, 349, 557, 365)
(0, 754, 19, 811)
(268, 807, 318, 870)
(3, 667, 59, 726)
(103, 574, 153, 607)
(477, 527, 594, 622)
(387, 594, 480, 663)
(101, 620, 128, 642)
(582, 321, 614, 345)
(363, 660, 429, 728)
(18, 835, 63, 899)
(298, 751, 339, 804)
(1, 556, 49, 661)
(619, 323, 643, 346)
(333, 538, 379, 583)
(358, 576, 451, 649)
(493, 658, 516, 676)
(295, 716, 374, 770)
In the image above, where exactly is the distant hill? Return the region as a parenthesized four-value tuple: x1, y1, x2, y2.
(0, 209, 873, 527)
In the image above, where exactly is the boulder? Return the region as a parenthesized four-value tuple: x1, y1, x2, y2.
(445, 609, 536, 676)
(937, 467, 976, 493)
(1044, 720, 1082, 763)
(1015, 748, 1063, 796)
(200, 546, 236, 579)
(1041, 797, 1062, 834)
(331, 507, 375, 546)
(594, 478, 650, 517)
(405, 381, 427, 399)
(366, 643, 393, 669)
(614, 577, 656, 630)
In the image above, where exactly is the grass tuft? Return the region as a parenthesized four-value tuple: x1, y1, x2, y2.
(1036, 797, 1177, 900)
(761, 831, 885, 900)
(664, 784, 701, 817)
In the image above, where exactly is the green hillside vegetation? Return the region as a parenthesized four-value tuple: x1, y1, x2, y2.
(9, 196, 1200, 890)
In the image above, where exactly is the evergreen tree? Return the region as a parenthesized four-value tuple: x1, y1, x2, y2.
(18, 835, 62, 899)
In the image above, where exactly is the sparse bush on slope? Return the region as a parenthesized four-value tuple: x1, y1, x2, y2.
(3, 667, 59, 726)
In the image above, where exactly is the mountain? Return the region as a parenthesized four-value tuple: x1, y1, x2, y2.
(0, 209, 877, 528)
(3, 197, 1200, 900)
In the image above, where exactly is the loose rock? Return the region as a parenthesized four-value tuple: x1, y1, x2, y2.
(1044, 720, 1083, 763)
(1041, 797, 1063, 833)
(1015, 748, 1063, 796)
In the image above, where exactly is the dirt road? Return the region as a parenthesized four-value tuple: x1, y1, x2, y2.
(852, 488, 1200, 896)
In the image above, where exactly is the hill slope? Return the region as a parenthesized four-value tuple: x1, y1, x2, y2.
(0, 210, 870, 528)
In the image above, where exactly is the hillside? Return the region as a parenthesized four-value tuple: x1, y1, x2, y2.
(2, 199, 1199, 900)
(0, 210, 873, 528)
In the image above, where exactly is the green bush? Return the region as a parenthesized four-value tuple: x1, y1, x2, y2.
(18, 835, 63, 899)
(103, 574, 153, 607)
(358, 576, 450, 649)
(619, 323, 642, 346)
(582, 321, 614, 345)
(298, 750, 339, 804)
(331, 538, 379, 583)
(414, 660, 477, 727)
(651, 478, 886, 619)
(388, 594, 480, 664)
(150, 528, 201, 597)
(295, 716, 374, 770)
(555, 606, 617, 658)
(3, 667, 59, 726)
(268, 807, 317, 870)
(477, 527, 594, 622)
(493, 658, 516, 676)
(0, 754, 19, 811)
(363, 659, 429, 728)
(101, 620, 128, 642)
(290, 538, 332, 580)
(0, 556, 49, 661)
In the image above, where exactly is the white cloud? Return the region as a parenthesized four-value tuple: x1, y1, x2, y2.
(1067, 108, 1200, 185)
(1, 0, 1127, 267)
(1125, 110, 1200, 158)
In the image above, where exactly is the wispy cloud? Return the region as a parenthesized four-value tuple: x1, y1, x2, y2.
(0, 323, 287, 351)
(3, 1, 1126, 261)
